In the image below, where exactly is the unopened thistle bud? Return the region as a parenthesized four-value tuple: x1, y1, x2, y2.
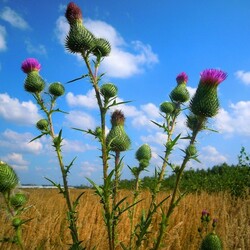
(186, 144, 197, 157)
(10, 193, 27, 208)
(200, 232, 222, 250)
(136, 144, 152, 162)
(21, 58, 45, 93)
(190, 69, 227, 118)
(12, 217, 22, 228)
(92, 38, 111, 57)
(36, 119, 49, 131)
(170, 72, 190, 103)
(160, 101, 175, 114)
(0, 162, 19, 193)
(100, 83, 118, 99)
(49, 82, 65, 97)
(106, 110, 131, 152)
(186, 113, 207, 132)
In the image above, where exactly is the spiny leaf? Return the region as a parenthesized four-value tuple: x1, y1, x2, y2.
(67, 74, 89, 83)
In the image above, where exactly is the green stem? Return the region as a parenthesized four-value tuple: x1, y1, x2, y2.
(15, 225, 25, 250)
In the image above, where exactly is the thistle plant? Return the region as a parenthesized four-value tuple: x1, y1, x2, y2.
(0, 161, 30, 250)
(198, 210, 223, 250)
(21, 57, 84, 249)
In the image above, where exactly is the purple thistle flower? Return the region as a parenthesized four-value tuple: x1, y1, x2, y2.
(65, 2, 82, 24)
(202, 209, 208, 216)
(21, 58, 41, 73)
(176, 72, 188, 84)
(200, 69, 227, 86)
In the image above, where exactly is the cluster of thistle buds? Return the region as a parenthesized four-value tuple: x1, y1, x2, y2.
(65, 2, 111, 58)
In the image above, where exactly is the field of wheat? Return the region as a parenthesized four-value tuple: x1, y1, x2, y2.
(0, 189, 249, 250)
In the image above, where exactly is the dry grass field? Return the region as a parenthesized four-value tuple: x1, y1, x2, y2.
(0, 189, 249, 250)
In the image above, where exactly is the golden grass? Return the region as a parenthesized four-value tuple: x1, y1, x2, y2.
(0, 189, 249, 250)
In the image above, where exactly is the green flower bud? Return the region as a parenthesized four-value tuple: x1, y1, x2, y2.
(65, 23, 95, 54)
(24, 71, 45, 93)
(186, 114, 207, 132)
(106, 110, 131, 152)
(138, 159, 150, 170)
(92, 38, 111, 57)
(0, 162, 19, 193)
(10, 193, 27, 208)
(185, 144, 197, 157)
(136, 144, 152, 162)
(100, 83, 118, 99)
(170, 83, 190, 103)
(12, 218, 22, 228)
(49, 82, 65, 97)
(200, 232, 223, 250)
(160, 102, 175, 114)
(36, 119, 49, 131)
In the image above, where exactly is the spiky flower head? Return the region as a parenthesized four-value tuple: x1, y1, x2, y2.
(190, 69, 227, 118)
(176, 72, 188, 85)
(10, 193, 28, 208)
(36, 119, 49, 131)
(170, 72, 190, 103)
(160, 101, 175, 114)
(65, 2, 82, 25)
(200, 232, 223, 250)
(185, 144, 197, 157)
(12, 217, 22, 228)
(0, 162, 19, 193)
(100, 83, 118, 99)
(49, 82, 65, 97)
(21, 58, 41, 73)
(186, 113, 207, 132)
(106, 110, 131, 152)
(136, 144, 152, 162)
(92, 38, 111, 57)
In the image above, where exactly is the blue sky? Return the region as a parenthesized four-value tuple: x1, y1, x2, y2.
(0, 0, 250, 186)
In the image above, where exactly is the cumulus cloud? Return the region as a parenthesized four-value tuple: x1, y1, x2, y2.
(55, 17, 158, 78)
(0, 25, 7, 51)
(0, 93, 41, 125)
(25, 40, 47, 55)
(200, 146, 227, 165)
(65, 110, 96, 129)
(63, 139, 96, 153)
(2, 153, 29, 170)
(66, 89, 98, 109)
(0, 7, 29, 29)
(79, 161, 99, 177)
(0, 129, 43, 155)
(235, 70, 250, 85)
(215, 101, 250, 136)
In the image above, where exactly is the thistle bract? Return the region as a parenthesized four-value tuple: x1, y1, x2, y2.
(106, 110, 131, 152)
(136, 144, 152, 162)
(186, 144, 197, 157)
(100, 83, 118, 99)
(10, 193, 27, 208)
(0, 162, 19, 193)
(92, 38, 111, 57)
(65, 23, 95, 54)
(186, 114, 207, 132)
(190, 69, 227, 118)
(200, 232, 223, 250)
(36, 119, 49, 131)
(160, 101, 175, 114)
(49, 82, 65, 97)
(24, 71, 45, 93)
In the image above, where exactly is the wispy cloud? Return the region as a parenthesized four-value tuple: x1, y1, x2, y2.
(235, 70, 250, 85)
(0, 7, 29, 29)
(2, 153, 29, 171)
(25, 40, 47, 55)
(0, 25, 7, 51)
(0, 93, 41, 125)
(55, 17, 158, 78)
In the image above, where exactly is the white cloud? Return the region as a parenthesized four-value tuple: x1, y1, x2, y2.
(0, 93, 41, 125)
(55, 17, 158, 78)
(141, 103, 161, 119)
(66, 110, 96, 129)
(0, 7, 29, 29)
(215, 101, 250, 136)
(141, 132, 168, 145)
(200, 146, 227, 165)
(66, 90, 98, 109)
(186, 86, 196, 98)
(0, 25, 7, 51)
(0, 129, 43, 155)
(25, 40, 47, 55)
(235, 70, 250, 85)
(79, 161, 99, 177)
(2, 153, 29, 170)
